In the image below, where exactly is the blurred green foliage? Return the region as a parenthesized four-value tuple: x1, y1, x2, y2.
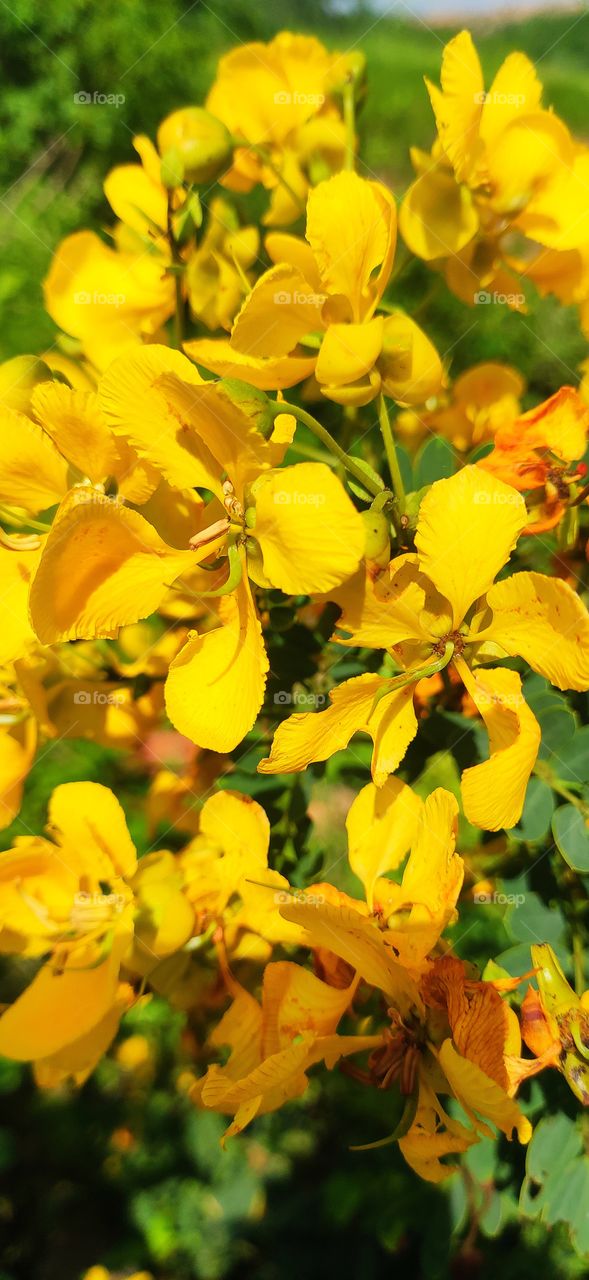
(3, 3, 589, 1278)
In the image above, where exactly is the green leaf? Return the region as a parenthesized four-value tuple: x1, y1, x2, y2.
(414, 435, 455, 488)
(526, 1114, 581, 1185)
(509, 776, 554, 843)
(536, 705, 576, 757)
(554, 725, 589, 784)
(552, 803, 589, 872)
(505, 891, 566, 946)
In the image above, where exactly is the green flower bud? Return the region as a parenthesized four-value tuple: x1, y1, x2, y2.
(362, 509, 390, 565)
(157, 108, 233, 184)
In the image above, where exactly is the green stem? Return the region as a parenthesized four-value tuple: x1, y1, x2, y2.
(167, 191, 184, 349)
(573, 932, 586, 999)
(287, 441, 338, 466)
(534, 761, 589, 816)
(274, 400, 385, 498)
(0, 506, 50, 534)
(377, 393, 406, 530)
(342, 81, 356, 171)
(370, 641, 454, 715)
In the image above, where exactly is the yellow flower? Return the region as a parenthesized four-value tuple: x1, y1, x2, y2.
(400, 31, 589, 309)
(206, 32, 346, 226)
(396, 361, 525, 454)
(260, 465, 589, 830)
(197, 789, 532, 1175)
(0, 782, 195, 1083)
(27, 347, 365, 752)
(193, 957, 382, 1142)
(178, 789, 302, 960)
(44, 135, 176, 370)
(186, 171, 442, 406)
(0, 375, 159, 522)
(44, 229, 175, 372)
(0, 783, 137, 1071)
(186, 196, 260, 332)
(274, 791, 531, 1178)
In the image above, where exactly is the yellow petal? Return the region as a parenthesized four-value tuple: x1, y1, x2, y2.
(483, 572, 589, 691)
(278, 898, 422, 1017)
(28, 495, 199, 643)
(438, 1039, 531, 1142)
(131, 852, 193, 961)
(415, 465, 527, 627)
(426, 30, 484, 184)
(386, 789, 463, 964)
(346, 777, 423, 907)
(98, 345, 219, 493)
(265, 231, 322, 288)
(155, 375, 291, 495)
(183, 336, 316, 390)
(399, 1082, 477, 1181)
(43, 231, 175, 370)
(306, 173, 396, 320)
(165, 572, 268, 751)
(399, 168, 478, 261)
(0, 355, 53, 414)
(0, 722, 36, 831)
(104, 158, 167, 235)
(201, 1035, 313, 1116)
(0, 407, 68, 512)
(479, 52, 542, 149)
(329, 556, 433, 649)
(253, 462, 365, 593)
(48, 781, 137, 879)
(258, 671, 417, 782)
(487, 112, 572, 218)
(379, 313, 443, 405)
(261, 960, 357, 1056)
(262, 151, 308, 228)
(33, 983, 132, 1088)
(0, 543, 42, 663)
(199, 790, 270, 867)
(315, 318, 384, 392)
(31, 382, 122, 486)
(516, 386, 588, 462)
(231, 263, 325, 358)
(0, 934, 128, 1061)
(206, 33, 333, 148)
(456, 661, 541, 831)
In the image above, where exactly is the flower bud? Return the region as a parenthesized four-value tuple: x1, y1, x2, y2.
(362, 509, 390, 565)
(157, 108, 233, 184)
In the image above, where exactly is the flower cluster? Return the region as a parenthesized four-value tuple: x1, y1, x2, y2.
(2, 28, 589, 1188)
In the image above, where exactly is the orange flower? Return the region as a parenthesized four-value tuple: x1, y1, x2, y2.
(479, 386, 589, 532)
